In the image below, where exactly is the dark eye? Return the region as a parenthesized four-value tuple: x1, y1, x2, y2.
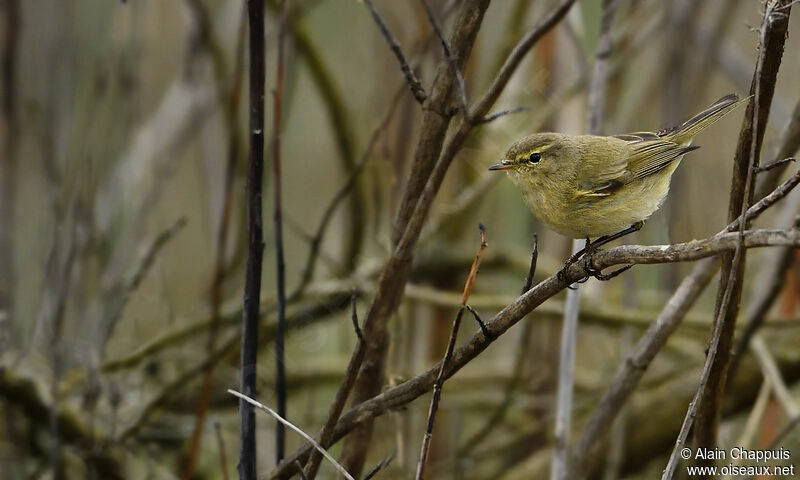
(528, 152, 541, 164)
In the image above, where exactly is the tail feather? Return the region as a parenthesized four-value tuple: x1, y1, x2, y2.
(662, 94, 749, 144)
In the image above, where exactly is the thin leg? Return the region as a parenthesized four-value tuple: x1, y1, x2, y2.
(558, 221, 643, 283)
(590, 220, 644, 250)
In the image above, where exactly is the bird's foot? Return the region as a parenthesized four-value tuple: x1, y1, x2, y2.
(583, 254, 633, 281)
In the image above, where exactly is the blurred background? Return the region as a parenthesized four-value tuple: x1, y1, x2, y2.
(1, 0, 799, 478)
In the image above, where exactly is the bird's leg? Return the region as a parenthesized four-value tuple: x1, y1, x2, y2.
(558, 221, 643, 283)
(583, 221, 643, 280)
(559, 237, 592, 285)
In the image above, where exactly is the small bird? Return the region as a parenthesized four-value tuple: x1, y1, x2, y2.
(489, 94, 747, 247)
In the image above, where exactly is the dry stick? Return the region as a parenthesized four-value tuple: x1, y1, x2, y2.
(303, 294, 366, 479)
(416, 225, 488, 480)
(273, 0, 289, 462)
(363, 0, 427, 104)
(755, 99, 800, 200)
(289, 89, 404, 302)
(457, 236, 538, 457)
(269, 231, 800, 479)
(239, 0, 266, 477)
(420, 0, 468, 116)
(751, 336, 800, 418)
(690, 0, 790, 470)
(273, 0, 366, 270)
(338, 2, 492, 476)
(181, 3, 247, 478)
(729, 172, 800, 381)
(363, 451, 397, 480)
(554, 1, 618, 479)
(228, 390, 357, 480)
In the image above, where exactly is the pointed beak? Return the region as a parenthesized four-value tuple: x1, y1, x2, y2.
(488, 161, 515, 171)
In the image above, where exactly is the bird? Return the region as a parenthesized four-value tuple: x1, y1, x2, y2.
(489, 94, 747, 251)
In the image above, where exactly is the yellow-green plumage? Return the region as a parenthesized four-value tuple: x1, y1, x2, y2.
(490, 94, 748, 238)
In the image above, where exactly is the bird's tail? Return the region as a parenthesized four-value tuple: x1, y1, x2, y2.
(662, 94, 749, 145)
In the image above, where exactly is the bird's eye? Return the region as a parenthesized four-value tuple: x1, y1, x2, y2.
(527, 153, 541, 164)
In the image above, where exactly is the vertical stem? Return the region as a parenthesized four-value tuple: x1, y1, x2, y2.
(273, 0, 288, 463)
(692, 1, 791, 471)
(239, 0, 265, 478)
(551, 241, 581, 480)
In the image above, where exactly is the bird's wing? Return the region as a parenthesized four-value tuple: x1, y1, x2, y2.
(624, 138, 699, 180)
(574, 145, 631, 197)
(575, 137, 697, 197)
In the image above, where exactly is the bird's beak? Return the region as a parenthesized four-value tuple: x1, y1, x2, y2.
(488, 161, 515, 171)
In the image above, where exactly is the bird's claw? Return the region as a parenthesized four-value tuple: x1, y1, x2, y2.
(558, 250, 633, 285)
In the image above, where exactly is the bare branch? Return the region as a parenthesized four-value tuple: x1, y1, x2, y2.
(303, 292, 366, 479)
(271, 225, 800, 479)
(416, 226, 487, 479)
(240, 0, 266, 474)
(689, 0, 792, 467)
(228, 390, 357, 480)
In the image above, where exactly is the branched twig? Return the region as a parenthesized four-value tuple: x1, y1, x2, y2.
(271, 224, 800, 478)
(476, 106, 529, 124)
(363, 0, 427, 104)
(420, 0, 468, 116)
(98, 217, 187, 351)
(755, 156, 795, 173)
(339, 2, 493, 475)
(289, 89, 404, 301)
(688, 0, 791, 470)
(303, 293, 366, 479)
(416, 225, 488, 480)
(228, 390, 357, 480)
(240, 0, 266, 476)
(363, 450, 396, 480)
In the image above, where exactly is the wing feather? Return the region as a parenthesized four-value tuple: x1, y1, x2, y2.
(575, 138, 698, 198)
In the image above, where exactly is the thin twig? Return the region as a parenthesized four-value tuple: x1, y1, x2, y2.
(476, 106, 529, 124)
(363, 0, 427, 104)
(240, 0, 266, 476)
(751, 336, 800, 417)
(271, 224, 800, 478)
(363, 450, 397, 480)
(668, 1, 791, 476)
(420, 0, 468, 116)
(303, 293, 366, 479)
(289, 88, 404, 301)
(755, 156, 795, 173)
(339, 2, 493, 475)
(181, 2, 247, 477)
(416, 225, 487, 479)
(228, 389, 357, 480)
(273, 0, 289, 462)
